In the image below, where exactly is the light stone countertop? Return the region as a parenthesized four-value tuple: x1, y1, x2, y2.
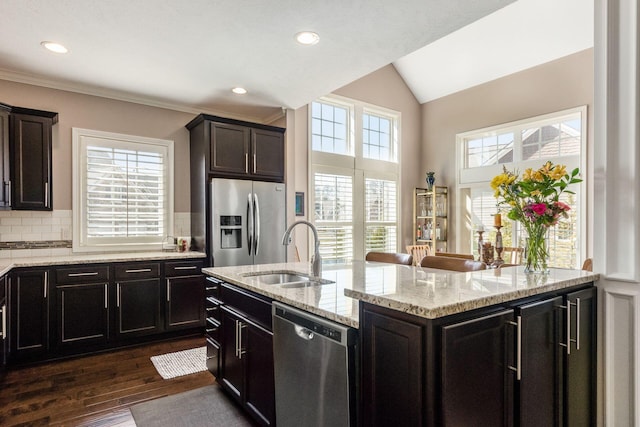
(203, 261, 599, 328)
(0, 251, 206, 277)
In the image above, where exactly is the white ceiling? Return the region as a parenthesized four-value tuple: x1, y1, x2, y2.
(0, 0, 592, 123)
(394, 0, 594, 103)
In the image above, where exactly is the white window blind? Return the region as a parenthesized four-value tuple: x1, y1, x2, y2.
(86, 146, 165, 238)
(72, 128, 174, 252)
(365, 178, 397, 252)
(314, 172, 353, 263)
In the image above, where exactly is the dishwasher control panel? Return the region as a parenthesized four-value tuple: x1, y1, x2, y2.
(273, 303, 356, 346)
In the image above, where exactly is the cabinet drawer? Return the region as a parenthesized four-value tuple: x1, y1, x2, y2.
(206, 297, 222, 322)
(165, 260, 204, 277)
(205, 276, 222, 299)
(114, 263, 160, 281)
(56, 265, 110, 284)
(220, 282, 272, 331)
(206, 336, 220, 377)
(206, 317, 221, 342)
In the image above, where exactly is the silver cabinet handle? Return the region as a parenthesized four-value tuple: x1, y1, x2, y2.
(45, 182, 49, 208)
(125, 268, 152, 273)
(117, 283, 121, 307)
(575, 298, 581, 350)
(235, 320, 239, 357)
(0, 304, 5, 339)
(68, 272, 99, 277)
(175, 266, 197, 270)
(104, 284, 108, 309)
(44, 271, 48, 299)
(238, 322, 247, 359)
(245, 153, 249, 173)
(166, 279, 170, 302)
(253, 193, 260, 256)
(507, 316, 522, 380)
(253, 153, 257, 174)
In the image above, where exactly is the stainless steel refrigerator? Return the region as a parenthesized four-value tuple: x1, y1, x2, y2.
(210, 178, 286, 266)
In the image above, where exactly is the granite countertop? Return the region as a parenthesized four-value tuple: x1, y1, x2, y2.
(0, 251, 207, 277)
(203, 261, 599, 328)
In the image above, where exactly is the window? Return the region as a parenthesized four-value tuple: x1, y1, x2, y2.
(72, 128, 174, 252)
(457, 107, 585, 268)
(310, 96, 400, 262)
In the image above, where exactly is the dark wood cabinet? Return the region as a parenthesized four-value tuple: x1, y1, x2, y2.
(0, 275, 7, 373)
(210, 122, 250, 175)
(0, 106, 9, 207)
(8, 268, 50, 363)
(9, 112, 55, 210)
(115, 263, 162, 339)
(440, 309, 515, 426)
(361, 304, 424, 427)
(165, 261, 205, 331)
(251, 128, 285, 179)
(205, 276, 223, 377)
(218, 282, 275, 426)
(360, 283, 596, 427)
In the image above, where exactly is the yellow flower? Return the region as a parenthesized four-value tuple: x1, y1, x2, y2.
(490, 173, 508, 190)
(549, 165, 566, 180)
(530, 190, 542, 197)
(523, 168, 534, 180)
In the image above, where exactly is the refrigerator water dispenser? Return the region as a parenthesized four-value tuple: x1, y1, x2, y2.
(220, 216, 242, 249)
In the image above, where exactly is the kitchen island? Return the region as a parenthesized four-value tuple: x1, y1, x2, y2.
(203, 261, 599, 427)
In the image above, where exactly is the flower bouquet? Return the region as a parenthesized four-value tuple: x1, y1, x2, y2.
(491, 161, 581, 273)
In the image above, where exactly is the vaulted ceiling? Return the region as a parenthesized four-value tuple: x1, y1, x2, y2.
(0, 0, 592, 123)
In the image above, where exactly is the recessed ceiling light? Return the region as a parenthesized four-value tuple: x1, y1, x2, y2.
(295, 31, 320, 45)
(41, 41, 69, 54)
(232, 87, 247, 95)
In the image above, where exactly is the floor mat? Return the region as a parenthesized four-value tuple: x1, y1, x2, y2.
(150, 347, 207, 379)
(131, 385, 253, 427)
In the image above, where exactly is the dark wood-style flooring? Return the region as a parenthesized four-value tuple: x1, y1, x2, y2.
(0, 336, 216, 426)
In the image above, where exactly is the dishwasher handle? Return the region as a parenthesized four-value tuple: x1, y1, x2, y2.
(294, 325, 314, 340)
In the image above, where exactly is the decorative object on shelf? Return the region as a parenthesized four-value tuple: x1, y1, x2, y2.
(425, 171, 435, 191)
(476, 226, 485, 262)
(491, 161, 581, 274)
(492, 225, 504, 268)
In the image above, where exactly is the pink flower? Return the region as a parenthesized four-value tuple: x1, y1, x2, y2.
(555, 201, 571, 211)
(531, 203, 547, 215)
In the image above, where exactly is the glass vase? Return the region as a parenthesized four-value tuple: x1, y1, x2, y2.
(523, 224, 550, 274)
(426, 172, 435, 191)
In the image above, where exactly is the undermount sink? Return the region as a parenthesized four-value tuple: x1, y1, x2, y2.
(242, 271, 334, 288)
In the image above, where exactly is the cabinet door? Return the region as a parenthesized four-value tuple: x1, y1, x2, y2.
(166, 275, 205, 330)
(440, 309, 515, 427)
(54, 283, 109, 350)
(251, 128, 284, 180)
(210, 122, 250, 175)
(564, 287, 596, 426)
(0, 276, 6, 371)
(361, 304, 424, 427)
(9, 269, 50, 362)
(116, 279, 162, 338)
(244, 322, 275, 426)
(0, 110, 9, 207)
(518, 296, 563, 427)
(220, 306, 243, 401)
(9, 113, 52, 210)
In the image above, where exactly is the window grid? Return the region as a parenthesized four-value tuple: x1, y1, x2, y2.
(363, 113, 392, 161)
(311, 101, 349, 155)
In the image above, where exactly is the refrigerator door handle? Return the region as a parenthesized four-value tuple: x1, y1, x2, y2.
(254, 193, 260, 256)
(247, 193, 254, 256)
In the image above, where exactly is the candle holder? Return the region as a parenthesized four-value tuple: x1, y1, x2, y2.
(492, 225, 504, 267)
(476, 230, 484, 262)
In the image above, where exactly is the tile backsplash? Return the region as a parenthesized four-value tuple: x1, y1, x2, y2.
(0, 210, 191, 258)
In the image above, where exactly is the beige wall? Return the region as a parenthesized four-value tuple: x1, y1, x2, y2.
(421, 48, 594, 252)
(288, 64, 422, 259)
(0, 79, 196, 212)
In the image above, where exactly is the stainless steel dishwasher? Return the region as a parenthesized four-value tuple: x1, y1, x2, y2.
(272, 301, 358, 427)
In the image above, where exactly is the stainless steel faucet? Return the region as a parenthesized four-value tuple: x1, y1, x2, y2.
(282, 220, 322, 277)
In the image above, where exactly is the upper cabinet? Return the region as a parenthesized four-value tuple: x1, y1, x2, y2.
(187, 114, 285, 182)
(0, 103, 57, 211)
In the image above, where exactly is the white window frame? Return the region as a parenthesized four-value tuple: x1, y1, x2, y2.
(72, 128, 174, 253)
(309, 95, 401, 261)
(455, 106, 587, 266)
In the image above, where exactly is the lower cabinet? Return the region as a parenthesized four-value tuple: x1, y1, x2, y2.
(0, 275, 7, 373)
(5, 258, 206, 365)
(166, 260, 205, 331)
(219, 282, 275, 427)
(8, 268, 50, 363)
(361, 284, 596, 426)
